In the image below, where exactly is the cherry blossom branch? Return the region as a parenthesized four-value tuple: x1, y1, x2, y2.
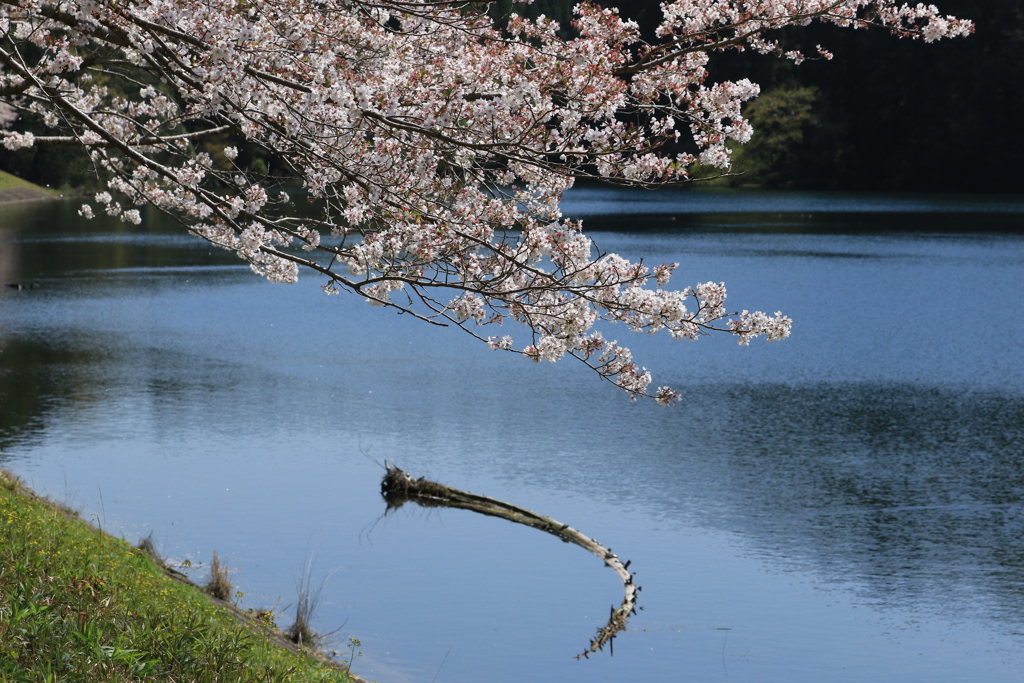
(0, 0, 970, 402)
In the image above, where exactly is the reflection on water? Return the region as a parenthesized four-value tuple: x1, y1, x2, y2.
(635, 383, 1024, 612)
(562, 184, 1024, 217)
(563, 186, 1024, 236)
(2, 191, 1024, 683)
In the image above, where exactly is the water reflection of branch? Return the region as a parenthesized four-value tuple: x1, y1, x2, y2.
(380, 463, 639, 658)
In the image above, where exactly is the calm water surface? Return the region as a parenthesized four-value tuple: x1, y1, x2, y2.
(1, 188, 1023, 683)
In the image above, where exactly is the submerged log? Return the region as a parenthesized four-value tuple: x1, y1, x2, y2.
(381, 463, 639, 658)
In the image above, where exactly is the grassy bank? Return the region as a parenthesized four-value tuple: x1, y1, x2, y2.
(0, 170, 61, 197)
(0, 469, 356, 682)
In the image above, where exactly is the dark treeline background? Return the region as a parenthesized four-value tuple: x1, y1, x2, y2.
(3, 1, 1020, 193)
(498, 0, 1023, 193)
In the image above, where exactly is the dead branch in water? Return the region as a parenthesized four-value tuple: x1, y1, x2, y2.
(381, 463, 639, 658)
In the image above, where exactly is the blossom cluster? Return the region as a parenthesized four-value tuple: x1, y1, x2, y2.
(0, 0, 970, 400)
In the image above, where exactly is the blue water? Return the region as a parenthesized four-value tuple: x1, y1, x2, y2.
(1, 192, 1023, 683)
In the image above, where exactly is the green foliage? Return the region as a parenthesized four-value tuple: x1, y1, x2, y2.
(339, 638, 362, 674)
(0, 471, 351, 682)
(729, 86, 837, 187)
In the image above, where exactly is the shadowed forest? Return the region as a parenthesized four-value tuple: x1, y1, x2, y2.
(495, 0, 1024, 193)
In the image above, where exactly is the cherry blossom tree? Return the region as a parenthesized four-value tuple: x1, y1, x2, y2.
(0, 1, 970, 402)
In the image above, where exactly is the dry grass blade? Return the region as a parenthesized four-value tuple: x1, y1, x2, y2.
(206, 549, 234, 601)
(286, 552, 342, 648)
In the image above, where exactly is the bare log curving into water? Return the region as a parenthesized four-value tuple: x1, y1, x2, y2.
(380, 463, 639, 657)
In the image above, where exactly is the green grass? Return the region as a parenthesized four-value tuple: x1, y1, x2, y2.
(0, 170, 60, 195)
(0, 470, 353, 682)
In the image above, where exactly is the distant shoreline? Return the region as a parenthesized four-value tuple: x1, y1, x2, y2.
(0, 186, 62, 203)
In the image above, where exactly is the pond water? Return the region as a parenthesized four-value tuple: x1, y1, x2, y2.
(2, 188, 1024, 683)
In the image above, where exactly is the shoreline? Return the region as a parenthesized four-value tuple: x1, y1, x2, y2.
(0, 186, 62, 204)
